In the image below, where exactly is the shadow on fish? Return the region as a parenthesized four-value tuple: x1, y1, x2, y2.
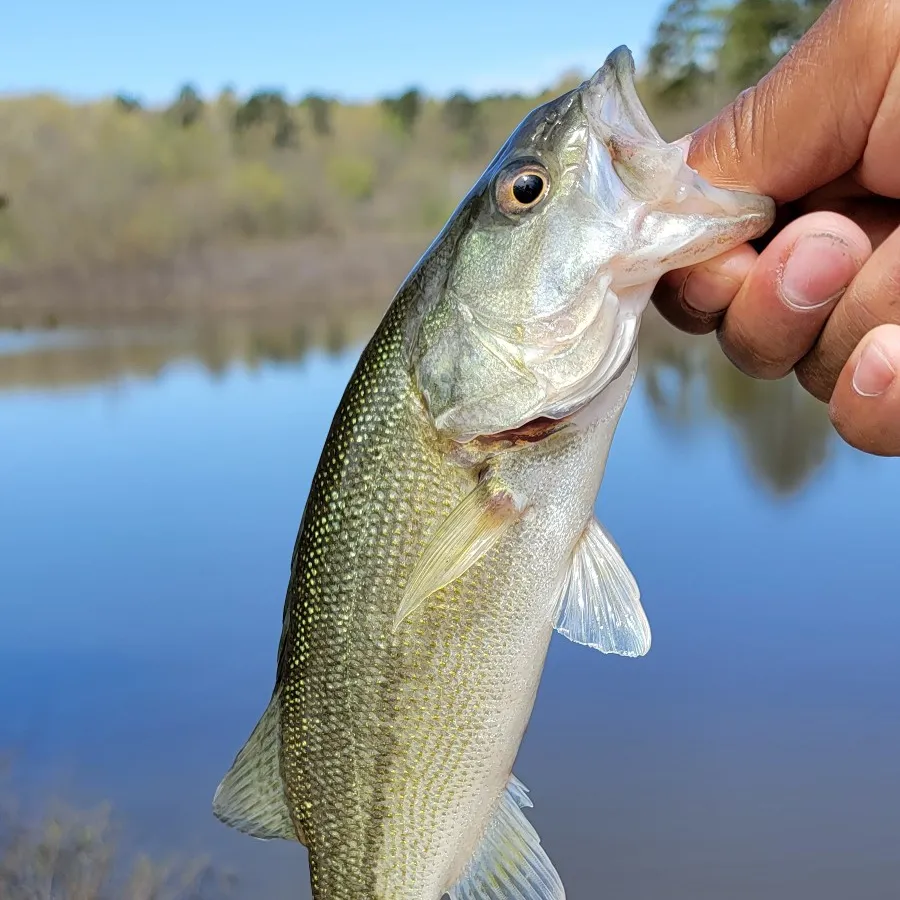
(212, 46, 774, 899)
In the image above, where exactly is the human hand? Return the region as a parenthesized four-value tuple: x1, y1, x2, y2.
(653, 0, 900, 456)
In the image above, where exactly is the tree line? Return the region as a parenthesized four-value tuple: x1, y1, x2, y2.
(645, 0, 831, 105)
(113, 0, 832, 146)
(0, 1, 833, 273)
(111, 82, 488, 151)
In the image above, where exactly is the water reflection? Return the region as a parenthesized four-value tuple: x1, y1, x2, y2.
(706, 355, 834, 495)
(0, 310, 836, 497)
(640, 328, 834, 496)
(0, 321, 353, 392)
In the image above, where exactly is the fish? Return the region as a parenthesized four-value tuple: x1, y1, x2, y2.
(212, 45, 774, 900)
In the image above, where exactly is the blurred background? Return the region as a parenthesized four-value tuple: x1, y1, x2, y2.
(3, 1, 899, 898)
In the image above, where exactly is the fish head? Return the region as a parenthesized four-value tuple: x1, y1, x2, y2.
(411, 45, 775, 444)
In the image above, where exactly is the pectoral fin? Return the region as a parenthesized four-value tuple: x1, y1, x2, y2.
(553, 516, 650, 657)
(392, 479, 522, 631)
(446, 774, 564, 900)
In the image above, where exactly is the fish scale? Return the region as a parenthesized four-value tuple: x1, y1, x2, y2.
(212, 45, 774, 900)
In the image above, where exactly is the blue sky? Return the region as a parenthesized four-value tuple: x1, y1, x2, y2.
(3, 0, 668, 103)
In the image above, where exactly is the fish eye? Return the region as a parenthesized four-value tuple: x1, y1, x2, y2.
(495, 162, 550, 215)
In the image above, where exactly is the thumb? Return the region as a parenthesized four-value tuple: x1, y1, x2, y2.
(685, 0, 900, 203)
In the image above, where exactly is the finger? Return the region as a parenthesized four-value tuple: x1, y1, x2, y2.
(650, 202, 807, 334)
(685, 0, 900, 202)
(795, 179, 900, 250)
(716, 212, 871, 379)
(652, 244, 757, 335)
(829, 324, 900, 456)
(797, 223, 900, 400)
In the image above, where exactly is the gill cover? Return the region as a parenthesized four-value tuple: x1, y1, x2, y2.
(412, 46, 774, 443)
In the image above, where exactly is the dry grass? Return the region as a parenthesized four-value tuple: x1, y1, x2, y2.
(0, 232, 427, 329)
(0, 767, 234, 900)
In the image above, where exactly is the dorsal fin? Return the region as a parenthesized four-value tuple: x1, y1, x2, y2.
(446, 774, 565, 900)
(212, 689, 303, 843)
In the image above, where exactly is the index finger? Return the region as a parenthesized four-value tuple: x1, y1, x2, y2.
(687, 0, 900, 201)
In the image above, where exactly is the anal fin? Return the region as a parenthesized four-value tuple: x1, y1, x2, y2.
(554, 516, 651, 657)
(212, 689, 303, 843)
(446, 775, 565, 900)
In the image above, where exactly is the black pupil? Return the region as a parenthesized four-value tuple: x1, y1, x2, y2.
(512, 173, 543, 205)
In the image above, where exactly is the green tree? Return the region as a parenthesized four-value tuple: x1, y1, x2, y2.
(442, 92, 478, 133)
(381, 88, 422, 134)
(234, 90, 282, 130)
(233, 90, 298, 148)
(273, 113, 298, 148)
(647, 0, 832, 101)
(304, 94, 332, 136)
(647, 0, 723, 104)
(799, 0, 831, 27)
(167, 83, 204, 128)
(719, 0, 803, 87)
(114, 93, 142, 113)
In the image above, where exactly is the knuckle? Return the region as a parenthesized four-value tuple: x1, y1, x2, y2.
(795, 355, 837, 402)
(652, 296, 720, 336)
(852, 275, 900, 328)
(730, 89, 756, 157)
(721, 88, 758, 180)
(717, 319, 794, 380)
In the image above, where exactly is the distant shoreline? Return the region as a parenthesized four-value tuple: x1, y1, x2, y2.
(0, 232, 432, 331)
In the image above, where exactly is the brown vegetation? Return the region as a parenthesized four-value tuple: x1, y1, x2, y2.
(0, 80, 712, 329)
(0, 47, 733, 331)
(0, 765, 234, 900)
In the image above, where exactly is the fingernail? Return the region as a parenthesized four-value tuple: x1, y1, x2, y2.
(852, 342, 896, 397)
(682, 267, 741, 313)
(780, 233, 857, 310)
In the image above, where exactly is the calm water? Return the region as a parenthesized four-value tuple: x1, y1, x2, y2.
(1, 325, 898, 899)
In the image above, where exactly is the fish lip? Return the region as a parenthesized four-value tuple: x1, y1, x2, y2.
(580, 46, 775, 234)
(582, 45, 661, 144)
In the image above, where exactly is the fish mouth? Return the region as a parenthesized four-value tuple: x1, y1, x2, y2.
(581, 46, 774, 231)
(582, 46, 661, 146)
(438, 46, 773, 454)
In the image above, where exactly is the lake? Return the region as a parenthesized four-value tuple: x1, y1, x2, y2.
(1, 319, 898, 899)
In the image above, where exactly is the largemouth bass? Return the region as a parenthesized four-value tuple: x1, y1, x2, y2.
(213, 46, 774, 900)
